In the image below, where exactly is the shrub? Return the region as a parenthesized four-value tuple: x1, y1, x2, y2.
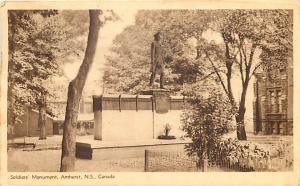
(182, 88, 235, 163)
(218, 138, 269, 163)
(182, 87, 270, 169)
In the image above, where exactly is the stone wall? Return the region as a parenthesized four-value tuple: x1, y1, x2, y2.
(93, 91, 186, 141)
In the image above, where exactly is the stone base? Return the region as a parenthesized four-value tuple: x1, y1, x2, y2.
(141, 89, 170, 113)
(141, 88, 170, 96)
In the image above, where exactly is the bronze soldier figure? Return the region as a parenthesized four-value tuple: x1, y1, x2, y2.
(149, 32, 165, 89)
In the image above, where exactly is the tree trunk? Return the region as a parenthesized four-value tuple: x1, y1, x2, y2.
(38, 94, 47, 140)
(236, 109, 247, 140)
(60, 10, 101, 172)
(235, 81, 249, 140)
(226, 66, 235, 106)
(224, 42, 235, 106)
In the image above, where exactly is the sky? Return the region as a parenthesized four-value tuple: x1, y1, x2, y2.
(62, 9, 138, 96)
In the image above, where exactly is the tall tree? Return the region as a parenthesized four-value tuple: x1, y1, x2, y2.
(60, 9, 118, 171)
(8, 10, 65, 139)
(201, 10, 291, 140)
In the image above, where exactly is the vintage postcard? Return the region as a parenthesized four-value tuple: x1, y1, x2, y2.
(0, 0, 299, 185)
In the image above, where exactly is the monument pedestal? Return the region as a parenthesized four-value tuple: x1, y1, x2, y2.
(141, 89, 170, 113)
(93, 95, 102, 140)
(91, 89, 184, 141)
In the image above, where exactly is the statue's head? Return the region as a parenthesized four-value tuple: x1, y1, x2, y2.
(154, 32, 161, 41)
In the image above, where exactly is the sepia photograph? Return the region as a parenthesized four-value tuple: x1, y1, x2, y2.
(1, 3, 297, 184)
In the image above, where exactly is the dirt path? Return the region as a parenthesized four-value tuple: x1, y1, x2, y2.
(8, 144, 187, 172)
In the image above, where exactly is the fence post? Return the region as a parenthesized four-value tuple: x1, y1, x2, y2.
(145, 149, 149, 172)
(202, 158, 208, 172)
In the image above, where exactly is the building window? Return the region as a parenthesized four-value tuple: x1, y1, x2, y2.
(270, 91, 277, 113)
(277, 90, 282, 113)
(269, 89, 282, 113)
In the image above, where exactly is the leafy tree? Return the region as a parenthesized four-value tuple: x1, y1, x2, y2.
(103, 25, 153, 94)
(59, 10, 90, 61)
(259, 10, 292, 69)
(60, 10, 118, 171)
(8, 10, 66, 139)
(8, 10, 93, 140)
(199, 10, 292, 140)
(103, 10, 212, 94)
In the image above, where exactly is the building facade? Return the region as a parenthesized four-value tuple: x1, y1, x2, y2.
(12, 98, 94, 138)
(253, 61, 293, 135)
(12, 106, 54, 138)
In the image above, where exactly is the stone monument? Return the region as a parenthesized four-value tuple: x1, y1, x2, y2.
(141, 89, 170, 114)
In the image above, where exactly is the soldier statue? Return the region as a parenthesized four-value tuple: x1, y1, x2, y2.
(149, 32, 166, 89)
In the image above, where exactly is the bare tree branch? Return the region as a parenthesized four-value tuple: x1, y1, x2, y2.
(198, 71, 216, 82)
(250, 63, 262, 79)
(238, 52, 245, 85)
(202, 49, 230, 98)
